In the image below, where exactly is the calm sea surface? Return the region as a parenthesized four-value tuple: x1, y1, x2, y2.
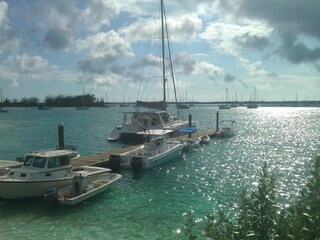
(0, 106, 319, 239)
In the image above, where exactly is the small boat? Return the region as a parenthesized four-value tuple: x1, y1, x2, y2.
(199, 134, 211, 144)
(114, 136, 185, 172)
(217, 120, 236, 138)
(0, 108, 8, 113)
(218, 104, 231, 109)
(0, 148, 110, 199)
(45, 172, 121, 206)
(37, 103, 51, 110)
(169, 127, 200, 151)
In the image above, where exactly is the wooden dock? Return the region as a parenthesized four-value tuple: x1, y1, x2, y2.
(71, 130, 217, 168)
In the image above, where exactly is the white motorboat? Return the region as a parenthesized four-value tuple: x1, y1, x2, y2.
(0, 149, 110, 199)
(107, 0, 196, 142)
(45, 172, 121, 206)
(199, 134, 211, 144)
(217, 120, 236, 138)
(107, 111, 193, 141)
(114, 136, 185, 172)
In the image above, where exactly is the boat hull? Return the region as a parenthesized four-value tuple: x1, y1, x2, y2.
(0, 178, 72, 199)
(145, 144, 184, 169)
(121, 142, 184, 171)
(57, 173, 121, 206)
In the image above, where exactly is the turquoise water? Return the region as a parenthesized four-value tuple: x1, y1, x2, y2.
(0, 106, 319, 239)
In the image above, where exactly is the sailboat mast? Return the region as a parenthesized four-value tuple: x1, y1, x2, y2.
(160, 0, 166, 108)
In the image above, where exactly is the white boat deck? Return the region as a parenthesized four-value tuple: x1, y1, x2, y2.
(0, 160, 23, 168)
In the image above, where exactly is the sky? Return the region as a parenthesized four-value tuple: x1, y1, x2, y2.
(0, 0, 319, 102)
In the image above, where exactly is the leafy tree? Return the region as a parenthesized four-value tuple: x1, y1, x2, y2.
(183, 157, 320, 240)
(204, 211, 234, 240)
(236, 190, 255, 239)
(288, 156, 320, 239)
(183, 211, 197, 240)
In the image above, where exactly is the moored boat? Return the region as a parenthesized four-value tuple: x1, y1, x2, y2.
(111, 136, 185, 172)
(0, 149, 110, 199)
(217, 120, 236, 138)
(45, 172, 121, 206)
(107, 0, 197, 142)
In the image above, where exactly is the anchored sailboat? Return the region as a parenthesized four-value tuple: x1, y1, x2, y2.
(0, 89, 8, 113)
(107, 0, 196, 141)
(247, 86, 259, 109)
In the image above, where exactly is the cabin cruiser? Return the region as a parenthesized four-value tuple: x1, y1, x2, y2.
(0, 149, 110, 199)
(107, 110, 194, 141)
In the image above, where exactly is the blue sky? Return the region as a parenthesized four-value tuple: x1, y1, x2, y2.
(0, 0, 319, 102)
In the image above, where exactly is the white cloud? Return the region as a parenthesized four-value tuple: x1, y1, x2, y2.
(119, 14, 202, 43)
(76, 30, 133, 59)
(7, 54, 48, 74)
(174, 51, 223, 80)
(80, 0, 120, 31)
(200, 21, 272, 56)
(0, 1, 8, 28)
(248, 61, 267, 76)
(78, 73, 125, 87)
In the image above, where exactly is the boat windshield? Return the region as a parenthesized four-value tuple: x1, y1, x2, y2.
(24, 155, 34, 166)
(33, 157, 46, 168)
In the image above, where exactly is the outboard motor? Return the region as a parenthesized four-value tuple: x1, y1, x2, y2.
(131, 157, 144, 173)
(44, 188, 58, 203)
(108, 154, 121, 172)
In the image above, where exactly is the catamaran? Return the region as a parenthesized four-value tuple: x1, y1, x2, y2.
(107, 0, 196, 142)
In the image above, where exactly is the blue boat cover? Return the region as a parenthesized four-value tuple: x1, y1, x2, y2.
(178, 127, 198, 133)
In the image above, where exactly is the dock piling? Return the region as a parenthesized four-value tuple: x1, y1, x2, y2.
(216, 112, 219, 131)
(188, 114, 192, 138)
(58, 123, 64, 149)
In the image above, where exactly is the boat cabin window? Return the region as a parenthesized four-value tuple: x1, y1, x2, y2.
(33, 157, 46, 168)
(24, 155, 34, 166)
(48, 156, 70, 168)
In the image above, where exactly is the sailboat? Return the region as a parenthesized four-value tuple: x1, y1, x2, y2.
(0, 89, 9, 113)
(247, 86, 259, 109)
(75, 88, 89, 110)
(218, 88, 231, 109)
(107, 0, 196, 141)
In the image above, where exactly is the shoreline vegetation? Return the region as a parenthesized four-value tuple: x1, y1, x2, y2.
(0, 94, 320, 108)
(183, 156, 320, 240)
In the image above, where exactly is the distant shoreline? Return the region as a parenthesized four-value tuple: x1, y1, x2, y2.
(2, 100, 320, 108)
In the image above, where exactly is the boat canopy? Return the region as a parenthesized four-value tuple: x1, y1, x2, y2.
(136, 100, 166, 111)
